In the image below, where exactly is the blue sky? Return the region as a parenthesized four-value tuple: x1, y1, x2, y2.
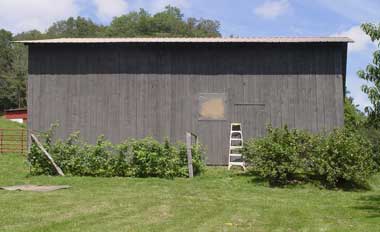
(1, 0, 379, 110)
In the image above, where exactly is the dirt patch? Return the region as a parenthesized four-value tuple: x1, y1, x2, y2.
(1, 184, 70, 192)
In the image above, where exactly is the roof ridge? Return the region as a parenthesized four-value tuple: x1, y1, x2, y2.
(15, 36, 354, 44)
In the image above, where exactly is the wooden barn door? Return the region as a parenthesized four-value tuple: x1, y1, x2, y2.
(197, 93, 229, 165)
(233, 104, 267, 139)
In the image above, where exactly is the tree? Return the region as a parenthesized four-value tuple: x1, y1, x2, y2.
(46, 16, 106, 38)
(191, 18, 221, 37)
(358, 23, 380, 128)
(0, 29, 16, 111)
(344, 96, 366, 130)
(106, 9, 154, 37)
(13, 30, 45, 41)
(0, 29, 27, 111)
(107, 6, 221, 37)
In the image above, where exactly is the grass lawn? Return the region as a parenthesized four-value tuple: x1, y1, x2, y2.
(0, 117, 26, 129)
(0, 153, 379, 232)
(1, 118, 380, 231)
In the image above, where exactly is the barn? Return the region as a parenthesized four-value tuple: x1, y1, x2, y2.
(4, 108, 27, 124)
(19, 37, 352, 165)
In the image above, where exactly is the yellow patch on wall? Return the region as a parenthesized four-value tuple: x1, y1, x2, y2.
(199, 97, 225, 120)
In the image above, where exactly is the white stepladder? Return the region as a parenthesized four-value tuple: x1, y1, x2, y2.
(228, 123, 246, 171)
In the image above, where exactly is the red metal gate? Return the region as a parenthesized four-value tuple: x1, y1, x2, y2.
(0, 129, 27, 154)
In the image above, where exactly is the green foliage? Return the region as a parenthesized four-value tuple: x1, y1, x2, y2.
(27, 126, 205, 178)
(0, 29, 27, 111)
(46, 17, 106, 38)
(106, 6, 220, 37)
(343, 92, 380, 171)
(357, 126, 380, 170)
(243, 126, 316, 185)
(344, 96, 366, 131)
(357, 23, 380, 128)
(242, 126, 378, 188)
(107, 9, 153, 37)
(123, 137, 179, 178)
(312, 128, 376, 188)
(13, 30, 46, 41)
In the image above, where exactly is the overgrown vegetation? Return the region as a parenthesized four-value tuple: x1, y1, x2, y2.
(27, 125, 205, 178)
(242, 126, 377, 188)
(344, 94, 380, 170)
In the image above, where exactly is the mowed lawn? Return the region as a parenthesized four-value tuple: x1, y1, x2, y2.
(0, 119, 380, 231)
(1, 155, 380, 231)
(0, 117, 26, 129)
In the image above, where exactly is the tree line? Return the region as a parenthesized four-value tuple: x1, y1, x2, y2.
(0, 6, 221, 112)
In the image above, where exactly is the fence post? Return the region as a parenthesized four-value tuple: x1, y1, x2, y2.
(21, 129, 24, 154)
(186, 132, 194, 178)
(0, 129, 2, 154)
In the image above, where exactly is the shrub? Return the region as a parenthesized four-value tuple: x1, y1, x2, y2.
(27, 127, 206, 178)
(28, 123, 62, 175)
(126, 138, 180, 178)
(358, 126, 380, 171)
(242, 126, 378, 188)
(177, 142, 205, 176)
(312, 128, 376, 188)
(242, 126, 316, 185)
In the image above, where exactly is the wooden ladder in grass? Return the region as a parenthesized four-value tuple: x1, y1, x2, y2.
(228, 123, 246, 171)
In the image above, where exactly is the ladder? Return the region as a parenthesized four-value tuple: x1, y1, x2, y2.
(228, 123, 246, 170)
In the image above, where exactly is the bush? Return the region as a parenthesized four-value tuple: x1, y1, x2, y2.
(243, 126, 316, 185)
(312, 129, 376, 188)
(27, 127, 205, 178)
(358, 126, 380, 171)
(242, 126, 378, 188)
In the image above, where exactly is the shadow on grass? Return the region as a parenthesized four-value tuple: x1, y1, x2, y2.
(232, 172, 373, 190)
(229, 170, 269, 186)
(336, 181, 371, 192)
(354, 195, 380, 218)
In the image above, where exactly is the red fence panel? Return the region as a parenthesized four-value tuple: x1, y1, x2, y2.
(0, 129, 27, 154)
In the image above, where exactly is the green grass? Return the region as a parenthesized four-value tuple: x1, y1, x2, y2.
(0, 117, 25, 129)
(1, 153, 380, 232)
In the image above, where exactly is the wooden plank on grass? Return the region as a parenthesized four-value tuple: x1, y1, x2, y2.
(30, 133, 65, 176)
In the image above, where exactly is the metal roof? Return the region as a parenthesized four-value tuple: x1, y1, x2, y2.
(15, 37, 353, 44)
(4, 108, 27, 112)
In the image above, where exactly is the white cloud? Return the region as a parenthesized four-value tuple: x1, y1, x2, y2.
(93, 0, 128, 22)
(150, 0, 190, 13)
(254, 0, 290, 19)
(0, 0, 79, 33)
(316, 0, 380, 22)
(332, 25, 376, 53)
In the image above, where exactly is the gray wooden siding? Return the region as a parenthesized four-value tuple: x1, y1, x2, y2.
(28, 43, 346, 165)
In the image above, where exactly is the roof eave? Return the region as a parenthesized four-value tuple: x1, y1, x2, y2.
(13, 37, 354, 44)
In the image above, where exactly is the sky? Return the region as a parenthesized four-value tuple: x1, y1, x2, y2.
(0, 0, 379, 110)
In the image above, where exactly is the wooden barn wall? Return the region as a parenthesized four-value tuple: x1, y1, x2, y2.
(28, 43, 346, 165)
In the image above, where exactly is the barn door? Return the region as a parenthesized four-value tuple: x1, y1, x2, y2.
(233, 104, 267, 139)
(197, 93, 229, 165)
